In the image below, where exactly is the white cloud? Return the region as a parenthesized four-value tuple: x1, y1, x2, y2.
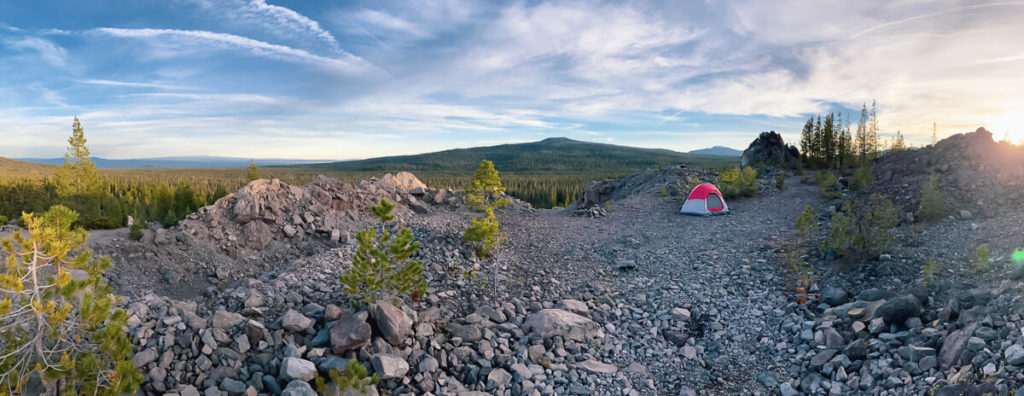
(95, 28, 377, 75)
(5, 37, 68, 67)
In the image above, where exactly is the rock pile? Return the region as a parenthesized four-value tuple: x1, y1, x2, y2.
(873, 127, 1024, 218)
(180, 172, 453, 258)
(568, 165, 715, 213)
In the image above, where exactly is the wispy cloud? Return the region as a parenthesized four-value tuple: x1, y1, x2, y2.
(4, 37, 68, 67)
(94, 27, 377, 75)
(79, 79, 187, 90)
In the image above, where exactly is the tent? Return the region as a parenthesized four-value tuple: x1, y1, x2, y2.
(680, 183, 729, 216)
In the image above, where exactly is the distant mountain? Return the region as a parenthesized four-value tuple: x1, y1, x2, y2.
(13, 156, 334, 169)
(688, 146, 742, 157)
(285, 137, 737, 175)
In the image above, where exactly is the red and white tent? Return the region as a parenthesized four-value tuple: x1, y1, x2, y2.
(680, 183, 729, 216)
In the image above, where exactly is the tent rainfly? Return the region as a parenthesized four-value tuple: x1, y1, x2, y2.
(680, 183, 729, 216)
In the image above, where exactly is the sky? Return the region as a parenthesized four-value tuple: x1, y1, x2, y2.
(2, 0, 1024, 160)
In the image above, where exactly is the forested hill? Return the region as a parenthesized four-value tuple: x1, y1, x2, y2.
(285, 137, 736, 174)
(0, 157, 55, 179)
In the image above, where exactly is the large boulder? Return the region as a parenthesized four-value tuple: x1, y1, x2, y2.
(740, 131, 800, 168)
(369, 301, 413, 346)
(523, 309, 603, 341)
(330, 311, 371, 354)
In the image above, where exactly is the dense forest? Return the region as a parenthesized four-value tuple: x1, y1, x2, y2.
(0, 124, 739, 229)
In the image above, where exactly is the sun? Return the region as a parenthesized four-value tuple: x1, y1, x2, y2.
(987, 113, 1024, 145)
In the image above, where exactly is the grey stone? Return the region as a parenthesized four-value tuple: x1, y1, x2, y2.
(447, 323, 482, 342)
(280, 380, 317, 396)
(967, 336, 986, 352)
(1006, 344, 1024, 365)
(876, 294, 922, 326)
(279, 357, 317, 382)
(821, 287, 849, 306)
(486, 368, 513, 388)
(330, 311, 371, 354)
(523, 309, 602, 341)
(134, 348, 158, 368)
(181, 385, 202, 396)
(369, 301, 413, 346)
(213, 310, 245, 329)
(577, 360, 617, 374)
(939, 324, 978, 369)
(220, 378, 247, 395)
(280, 309, 313, 332)
(370, 354, 409, 380)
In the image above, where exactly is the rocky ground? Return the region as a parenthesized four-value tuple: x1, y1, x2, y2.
(28, 129, 1024, 396)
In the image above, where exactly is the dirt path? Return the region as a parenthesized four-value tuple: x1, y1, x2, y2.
(486, 177, 821, 393)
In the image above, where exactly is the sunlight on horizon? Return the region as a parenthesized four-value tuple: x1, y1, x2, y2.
(987, 112, 1024, 145)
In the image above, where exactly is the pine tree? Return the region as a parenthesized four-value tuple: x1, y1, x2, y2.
(868, 100, 880, 159)
(823, 113, 836, 169)
(799, 118, 814, 163)
(856, 103, 869, 164)
(54, 117, 102, 196)
(463, 208, 504, 258)
(0, 206, 141, 395)
(891, 130, 906, 152)
(812, 116, 823, 167)
(246, 160, 260, 182)
(465, 160, 508, 211)
(339, 199, 426, 305)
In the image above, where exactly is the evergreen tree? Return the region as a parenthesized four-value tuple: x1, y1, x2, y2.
(823, 113, 836, 168)
(465, 160, 508, 211)
(799, 118, 814, 163)
(891, 130, 907, 152)
(246, 160, 260, 182)
(172, 180, 198, 218)
(54, 117, 102, 196)
(868, 100, 880, 159)
(856, 103, 869, 164)
(339, 199, 426, 305)
(0, 206, 141, 395)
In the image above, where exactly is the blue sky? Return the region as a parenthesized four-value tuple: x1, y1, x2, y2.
(2, 0, 1023, 159)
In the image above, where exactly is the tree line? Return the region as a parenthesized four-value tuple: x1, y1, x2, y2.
(799, 100, 908, 170)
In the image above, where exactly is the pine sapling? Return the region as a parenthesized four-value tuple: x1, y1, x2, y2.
(0, 205, 141, 395)
(339, 199, 427, 305)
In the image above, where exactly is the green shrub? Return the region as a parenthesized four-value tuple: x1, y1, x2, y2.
(129, 218, 145, 241)
(776, 172, 786, 190)
(463, 208, 504, 258)
(658, 186, 669, 197)
(975, 243, 990, 272)
(795, 205, 819, 238)
(0, 206, 141, 395)
(820, 195, 900, 259)
(851, 165, 874, 191)
(0, 215, 7, 225)
(317, 359, 379, 394)
(465, 160, 509, 211)
(918, 174, 946, 222)
(856, 194, 899, 256)
(339, 199, 427, 305)
(719, 166, 759, 199)
(821, 208, 856, 256)
(817, 171, 841, 200)
(800, 173, 812, 184)
(923, 258, 941, 286)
